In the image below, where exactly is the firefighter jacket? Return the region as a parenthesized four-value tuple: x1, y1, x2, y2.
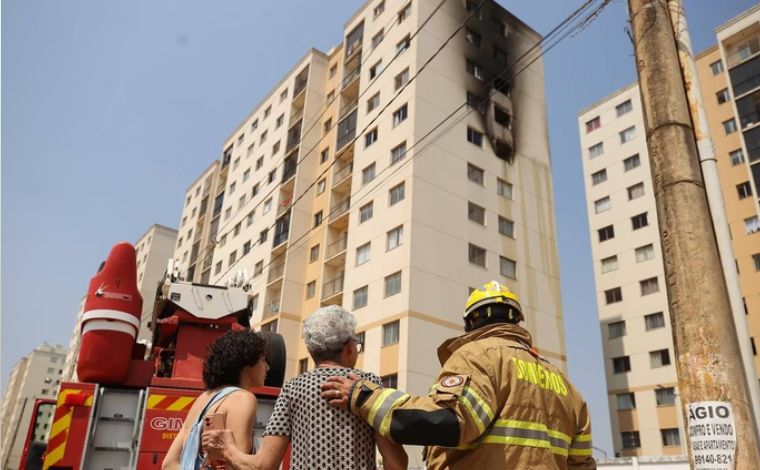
(348, 323, 596, 469)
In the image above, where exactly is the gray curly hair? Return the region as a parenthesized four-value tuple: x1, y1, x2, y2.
(303, 305, 357, 363)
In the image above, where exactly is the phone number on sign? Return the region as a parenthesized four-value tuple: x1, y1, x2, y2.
(694, 453, 733, 465)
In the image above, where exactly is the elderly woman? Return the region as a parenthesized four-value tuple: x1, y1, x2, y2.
(203, 305, 407, 470)
(162, 330, 269, 470)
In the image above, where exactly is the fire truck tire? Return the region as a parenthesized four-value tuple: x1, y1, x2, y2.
(260, 331, 286, 388)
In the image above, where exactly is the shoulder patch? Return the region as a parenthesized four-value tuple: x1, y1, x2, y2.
(440, 375, 466, 388)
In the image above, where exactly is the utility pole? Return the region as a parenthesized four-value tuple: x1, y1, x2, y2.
(628, 0, 760, 467)
(666, 0, 760, 441)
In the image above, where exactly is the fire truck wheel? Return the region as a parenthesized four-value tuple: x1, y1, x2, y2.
(260, 331, 286, 388)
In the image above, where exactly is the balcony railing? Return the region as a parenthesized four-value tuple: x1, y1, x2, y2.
(339, 100, 358, 119)
(268, 263, 285, 283)
(282, 160, 297, 183)
(336, 109, 358, 151)
(342, 67, 360, 89)
(333, 161, 353, 184)
(741, 111, 760, 130)
(329, 197, 350, 222)
(322, 273, 345, 299)
(727, 38, 760, 68)
(326, 235, 348, 258)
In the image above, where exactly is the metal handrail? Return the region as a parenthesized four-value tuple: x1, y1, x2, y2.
(329, 198, 350, 222)
(322, 273, 345, 299)
(326, 235, 348, 258)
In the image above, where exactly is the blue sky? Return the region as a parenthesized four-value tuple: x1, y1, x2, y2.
(2, 0, 753, 456)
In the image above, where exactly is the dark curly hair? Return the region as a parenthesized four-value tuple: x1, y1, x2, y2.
(202, 330, 267, 389)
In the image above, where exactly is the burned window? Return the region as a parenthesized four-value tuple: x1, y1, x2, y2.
(494, 105, 510, 127)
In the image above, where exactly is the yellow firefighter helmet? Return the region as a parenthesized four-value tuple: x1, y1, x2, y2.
(463, 281, 523, 331)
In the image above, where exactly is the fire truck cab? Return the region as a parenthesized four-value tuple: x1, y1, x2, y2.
(36, 243, 287, 470)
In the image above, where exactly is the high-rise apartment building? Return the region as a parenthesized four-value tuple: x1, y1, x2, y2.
(578, 4, 760, 458)
(174, 1, 563, 447)
(0, 343, 67, 470)
(60, 224, 177, 382)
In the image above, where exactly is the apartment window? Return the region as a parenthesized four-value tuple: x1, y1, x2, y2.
(635, 244, 655, 262)
(601, 255, 618, 273)
(645, 311, 666, 331)
(369, 60, 382, 80)
(613, 356, 631, 374)
(466, 59, 484, 80)
(605, 287, 623, 304)
(329, 64, 337, 78)
(309, 245, 320, 263)
(359, 202, 374, 223)
(247, 144, 255, 157)
(256, 157, 264, 170)
(373, 1, 385, 18)
(499, 256, 517, 279)
(365, 127, 379, 147)
(467, 127, 484, 147)
(616, 99, 633, 116)
(391, 141, 406, 165)
(383, 321, 400, 345)
(650, 348, 671, 368)
(465, 0, 480, 14)
(710, 59, 724, 75)
(656, 387, 676, 406)
(392, 103, 408, 126)
(233, 157, 241, 170)
(594, 196, 611, 214)
(387, 225, 403, 250)
(745, 216, 760, 234)
(228, 250, 237, 266)
(260, 130, 268, 144)
(254, 260, 264, 276)
(251, 119, 259, 131)
(588, 142, 604, 158)
(317, 178, 326, 195)
(468, 202, 485, 225)
(716, 88, 730, 104)
(627, 182, 645, 200)
(313, 210, 323, 227)
(381, 374, 398, 388)
(356, 242, 371, 266)
(224, 208, 232, 221)
(754, 253, 760, 271)
(243, 169, 251, 182)
(598, 225, 615, 242)
(465, 28, 482, 48)
(362, 163, 376, 185)
(264, 105, 271, 118)
(266, 169, 276, 184)
(396, 35, 411, 54)
(233, 222, 242, 237)
(498, 216, 514, 237)
(272, 140, 281, 155)
(389, 182, 405, 206)
(398, 1, 412, 21)
(737, 181, 753, 199)
(621, 431, 641, 449)
(263, 197, 272, 214)
(661, 428, 681, 447)
(586, 116, 601, 133)
(497, 178, 513, 199)
(276, 114, 284, 128)
(467, 91, 485, 113)
(591, 169, 607, 185)
(215, 261, 223, 275)
(372, 29, 385, 49)
(632, 212, 649, 230)
(723, 118, 737, 134)
(640, 277, 659, 296)
(326, 90, 335, 103)
(306, 281, 316, 299)
(219, 234, 227, 247)
(299, 358, 309, 374)
(624, 154, 641, 171)
(616, 392, 636, 410)
(608, 320, 626, 339)
(259, 229, 268, 243)
(323, 118, 332, 135)
(353, 286, 369, 309)
(730, 149, 745, 166)
(320, 148, 329, 163)
(385, 271, 402, 297)
(367, 92, 380, 113)
(493, 46, 507, 63)
(466, 163, 485, 185)
(229, 181, 237, 194)
(468, 243, 487, 267)
(619, 126, 636, 143)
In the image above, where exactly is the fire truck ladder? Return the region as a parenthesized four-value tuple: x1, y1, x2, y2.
(82, 387, 145, 470)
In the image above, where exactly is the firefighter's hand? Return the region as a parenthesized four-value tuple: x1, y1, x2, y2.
(202, 428, 234, 459)
(320, 374, 360, 409)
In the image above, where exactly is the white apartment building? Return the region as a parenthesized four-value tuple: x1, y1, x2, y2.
(0, 343, 67, 470)
(174, 6, 563, 465)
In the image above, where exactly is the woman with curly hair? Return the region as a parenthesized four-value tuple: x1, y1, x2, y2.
(162, 329, 269, 470)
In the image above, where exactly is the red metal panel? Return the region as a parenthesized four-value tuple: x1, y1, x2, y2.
(42, 382, 96, 470)
(140, 387, 200, 453)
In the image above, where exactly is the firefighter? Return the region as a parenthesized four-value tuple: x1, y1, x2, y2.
(321, 281, 596, 469)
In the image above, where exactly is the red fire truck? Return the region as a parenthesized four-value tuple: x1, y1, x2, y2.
(32, 243, 287, 470)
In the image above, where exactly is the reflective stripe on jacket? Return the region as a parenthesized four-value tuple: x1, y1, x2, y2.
(348, 323, 596, 469)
